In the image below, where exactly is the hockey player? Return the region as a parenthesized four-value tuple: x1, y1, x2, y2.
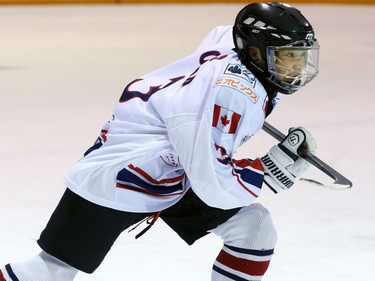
(1, 2, 319, 281)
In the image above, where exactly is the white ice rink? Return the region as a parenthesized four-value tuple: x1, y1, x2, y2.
(1, 3, 374, 281)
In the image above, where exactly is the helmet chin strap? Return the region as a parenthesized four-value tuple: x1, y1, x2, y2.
(267, 73, 298, 95)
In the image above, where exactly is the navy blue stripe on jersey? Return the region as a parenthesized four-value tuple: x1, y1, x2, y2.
(233, 167, 263, 189)
(117, 168, 183, 195)
(83, 137, 103, 157)
(5, 264, 19, 281)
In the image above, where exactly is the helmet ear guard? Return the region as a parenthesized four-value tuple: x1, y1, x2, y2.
(249, 46, 263, 65)
(233, 2, 320, 95)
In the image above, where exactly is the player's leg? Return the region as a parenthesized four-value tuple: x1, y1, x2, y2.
(161, 188, 277, 281)
(1, 251, 78, 281)
(1, 188, 151, 280)
(160, 188, 241, 245)
(210, 203, 277, 281)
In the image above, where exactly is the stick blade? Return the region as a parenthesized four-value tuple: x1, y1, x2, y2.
(300, 177, 352, 190)
(302, 153, 353, 189)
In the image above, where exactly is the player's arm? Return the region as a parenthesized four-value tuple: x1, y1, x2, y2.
(165, 81, 266, 209)
(165, 114, 263, 209)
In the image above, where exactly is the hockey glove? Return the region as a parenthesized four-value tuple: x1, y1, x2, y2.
(260, 127, 317, 193)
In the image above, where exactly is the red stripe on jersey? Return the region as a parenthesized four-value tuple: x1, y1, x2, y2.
(128, 164, 185, 185)
(228, 112, 241, 134)
(100, 129, 108, 142)
(216, 249, 271, 276)
(212, 104, 221, 127)
(233, 158, 264, 172)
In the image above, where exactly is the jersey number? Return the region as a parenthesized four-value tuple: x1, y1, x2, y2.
(119, 50, 226, 103)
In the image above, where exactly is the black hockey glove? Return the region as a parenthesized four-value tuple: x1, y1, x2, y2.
(260, 127, 317, 193)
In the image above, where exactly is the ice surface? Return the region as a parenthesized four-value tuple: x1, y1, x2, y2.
(1, 3, 374, 280)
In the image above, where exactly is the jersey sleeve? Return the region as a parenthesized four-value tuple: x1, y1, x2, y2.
(195, 26, 234, 52)
(165, 73, 267, 209)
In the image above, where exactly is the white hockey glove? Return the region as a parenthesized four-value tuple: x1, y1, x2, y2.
(260, 127, 317, 193)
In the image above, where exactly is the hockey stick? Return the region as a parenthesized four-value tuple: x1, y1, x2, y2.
(262, 122, 352, 190)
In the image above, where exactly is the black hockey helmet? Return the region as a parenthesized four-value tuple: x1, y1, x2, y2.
(233, 2, 320, 94)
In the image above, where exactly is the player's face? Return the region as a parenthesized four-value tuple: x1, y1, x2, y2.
(274, 49, 307, 82)
(266, 40, 319, 93)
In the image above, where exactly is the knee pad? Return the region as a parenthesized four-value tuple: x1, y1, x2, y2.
(212, 203, 278, 250)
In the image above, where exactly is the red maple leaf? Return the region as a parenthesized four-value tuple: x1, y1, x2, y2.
(220, 115, 230, 126)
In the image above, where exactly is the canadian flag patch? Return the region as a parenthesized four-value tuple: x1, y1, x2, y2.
(212, 104, 241, 134)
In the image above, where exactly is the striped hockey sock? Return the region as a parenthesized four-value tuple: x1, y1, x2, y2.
(210, 204, 277, 281)
(0, 264, 18, 281)
(212, 244, 274, 281)
(0, 251, 78, 281)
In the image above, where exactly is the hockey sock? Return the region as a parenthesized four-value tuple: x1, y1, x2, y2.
(212, 244, 273, 281)
(210, 203, 277, 280)
(0, 267, 7, 281)
(0, 251, 78, 281)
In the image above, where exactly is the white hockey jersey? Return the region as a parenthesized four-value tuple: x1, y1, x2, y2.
(64, 26, 271, 212)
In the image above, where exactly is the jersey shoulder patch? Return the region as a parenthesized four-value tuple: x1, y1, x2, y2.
(214, 63, 259, 103)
